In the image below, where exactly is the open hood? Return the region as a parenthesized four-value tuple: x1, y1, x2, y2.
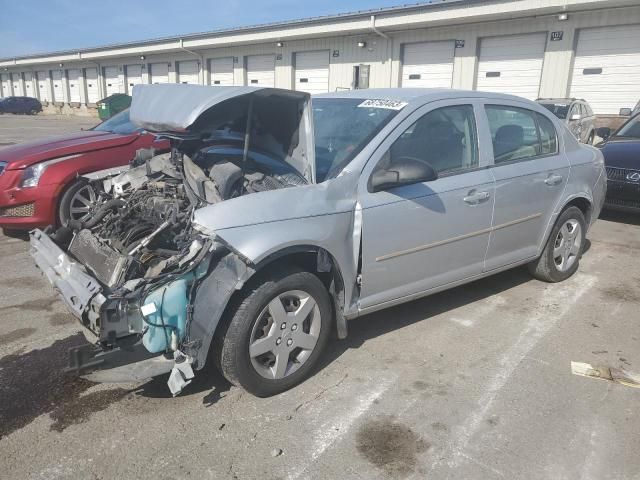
(130, 84, 315, 183)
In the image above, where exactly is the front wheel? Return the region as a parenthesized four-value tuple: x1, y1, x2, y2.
(214, 266, 333, 397)
(528, 206, 586, 282)
(58, 180, 99, 226)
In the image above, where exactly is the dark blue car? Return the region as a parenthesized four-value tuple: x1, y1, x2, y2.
(0, 96, 42, 115)
(598, 114, 640, 212)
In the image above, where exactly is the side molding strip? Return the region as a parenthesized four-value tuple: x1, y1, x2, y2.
(376, 213, 542, 262)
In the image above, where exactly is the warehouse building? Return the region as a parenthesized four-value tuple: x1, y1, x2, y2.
(1, 0, 639, 119)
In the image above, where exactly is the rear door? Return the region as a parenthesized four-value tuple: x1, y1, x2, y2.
(482, 102, 569, 270)
(358, 100, 495, 310)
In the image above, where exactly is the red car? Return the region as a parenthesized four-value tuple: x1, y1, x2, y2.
(0, 110, 169, 232)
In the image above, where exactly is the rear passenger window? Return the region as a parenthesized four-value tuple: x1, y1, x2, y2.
(387, 104, 478, 175)
(485, 105, 557, 163)
(536, 113, 558, 155)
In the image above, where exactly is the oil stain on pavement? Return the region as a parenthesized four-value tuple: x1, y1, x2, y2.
(0, 334, 128, 439)
(356, 416, 430, 477)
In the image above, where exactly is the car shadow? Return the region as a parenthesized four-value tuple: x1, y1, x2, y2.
(599, 209, 640, 226)
(316, 266, 534, 373)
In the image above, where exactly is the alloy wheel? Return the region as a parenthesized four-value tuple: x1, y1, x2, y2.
(68, 184, 99, 222)
(553, 219, 582, 272)
(249, 290, 321, 380)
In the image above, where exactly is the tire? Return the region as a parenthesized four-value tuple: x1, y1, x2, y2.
(528, 206, 586, 283)
(213, 266, 333, 397)
(58, 179, 99, 226)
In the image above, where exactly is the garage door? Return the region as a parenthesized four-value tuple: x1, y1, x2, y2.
(104, 66, 123, 96)
(23, 72, 34, 97)
(52, 70, 64, 102)
(37, 71, 51, 102)
(126, 65, 143, 94)
(67, 69, 82, 103)
(476, 33, 547, 100)
(85, 68, 100, 104)
(570, 25, 640, 115)
(178, 60, 199, 84)
(12, 74, 23, 96)
(1, 74, 11, 97)
(246, 55, 275, 87)
(401, 41, 455, 88)
(209, 57, 234, 86)
(150, 63, 169, 84)
(295, 51, 330, 94)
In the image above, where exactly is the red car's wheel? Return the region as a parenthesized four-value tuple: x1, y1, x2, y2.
(58, 180, 99, 226)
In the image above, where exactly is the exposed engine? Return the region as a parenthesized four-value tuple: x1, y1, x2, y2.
(56, 146, 306, 291)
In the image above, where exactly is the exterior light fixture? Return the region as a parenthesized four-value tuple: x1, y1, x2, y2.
(558, 12, 569, 21)
(59, 63, 64, 67)
(276, 42, 284, 47)
(357, 41, 367, 48)
(140, 55, 146, 60)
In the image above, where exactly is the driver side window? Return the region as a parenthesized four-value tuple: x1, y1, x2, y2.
(387, 104, 479, 176)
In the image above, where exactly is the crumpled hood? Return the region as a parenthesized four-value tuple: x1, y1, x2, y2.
(193, 173, 356, 234)
(130, 84, 315, 183)
(599, 139, 640, 169)
(1, 130, 138, 170)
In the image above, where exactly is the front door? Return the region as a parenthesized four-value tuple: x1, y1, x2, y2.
(358, 101, 495, 311)
(482, 103, 570, 270)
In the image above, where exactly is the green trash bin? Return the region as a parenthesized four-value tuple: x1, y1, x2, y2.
(97, 94, 132, 120)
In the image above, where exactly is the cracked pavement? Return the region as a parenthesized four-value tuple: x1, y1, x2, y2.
(1, 114, 639, 479)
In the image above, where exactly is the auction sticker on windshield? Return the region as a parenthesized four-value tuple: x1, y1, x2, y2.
(358, 99, 408, 110)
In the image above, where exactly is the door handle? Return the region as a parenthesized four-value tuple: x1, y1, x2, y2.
(463, 190, 491, 205)
(545, 174, 563, 186)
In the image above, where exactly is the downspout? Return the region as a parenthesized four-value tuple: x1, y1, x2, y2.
(370, 15, 394, 88)
(179, 39, 205, 85)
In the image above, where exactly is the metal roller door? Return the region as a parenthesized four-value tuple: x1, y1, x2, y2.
(295, 50, 330, 94)
(104, 66, 123, 96)
(37, 71, 51, 102)
(476, 33, 547, 100)
(1, 74, 11, 97)
(246, 54, 275, 87)
(177, 60, 199, 84)
(12, 74, 23, 96)
(85, 68, 99, 104)
(126, 65, 143, 94)
(150, 63, 169, 84)
(401, 41, 455, 88)
(67, 69, 82, 103)
(209, 57, 234, 86)
(570, 25, 640, 115)
(23, 72, 34, 97)
(52, 70, 64, 102)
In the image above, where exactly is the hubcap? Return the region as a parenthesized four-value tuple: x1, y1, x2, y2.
(249, 290, 321, 380)
(68, 185, 98, 222)
(553, 219, 582, 272)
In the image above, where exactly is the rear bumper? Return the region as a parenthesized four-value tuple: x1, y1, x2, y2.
(0, 170, 59, 229)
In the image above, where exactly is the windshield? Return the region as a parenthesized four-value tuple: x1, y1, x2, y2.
(614, 115, 640, 138)
(313, 98, 399, 182)
(539, 103, 570, 119)
(92, 109, 139, 135)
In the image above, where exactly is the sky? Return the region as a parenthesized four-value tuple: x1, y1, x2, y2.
(0, 0, 411, 58)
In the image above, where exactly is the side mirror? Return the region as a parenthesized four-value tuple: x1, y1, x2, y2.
(596, 127, 611, 141)
(570, 113, 581, 121)
(370, 156, 438, 193)
(619, 108, 632, 116)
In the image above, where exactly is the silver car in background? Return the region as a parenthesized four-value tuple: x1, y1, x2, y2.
(537, 98, 597, 144)
(31, 85, 606, 397)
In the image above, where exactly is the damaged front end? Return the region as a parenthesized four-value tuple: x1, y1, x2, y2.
(31, 85, 312, 395)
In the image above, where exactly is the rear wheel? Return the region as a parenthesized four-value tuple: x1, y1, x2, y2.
(58, 180, 100, 226)
(214, 266, 332, 397)
(528, 206, 586, 282)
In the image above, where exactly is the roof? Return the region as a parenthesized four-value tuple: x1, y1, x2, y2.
(317, 88, 540, 106)
(0, 0, 467, 63)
